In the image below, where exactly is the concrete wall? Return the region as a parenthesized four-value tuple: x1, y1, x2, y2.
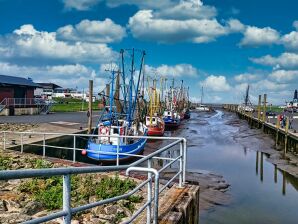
(0, 108, 9, 116)
(136, 184, 200, 224)
(0, 107, 39, 116)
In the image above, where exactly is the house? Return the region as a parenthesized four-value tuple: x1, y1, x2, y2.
(0, 75, 50, 116)
(0, 75, 39, 102)
(34, 83, 62, 98)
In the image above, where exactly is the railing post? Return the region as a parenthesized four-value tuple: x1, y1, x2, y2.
(153, 173, 159, 224)
(73, 135, 76, 163)
(21, 133, 23, 153)
(147, 159, 152, 224)
(183, 138, 187, 184)
(116, 136, 120, 166)
(63, 174, 71, 224)
(179, 141, 183, 188)
(43, 134, 46, 158)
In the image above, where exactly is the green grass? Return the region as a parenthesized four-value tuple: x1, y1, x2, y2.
(266, 106, 284, 113)
(51, 98, 102, 112)
(19, 172, 142, 212)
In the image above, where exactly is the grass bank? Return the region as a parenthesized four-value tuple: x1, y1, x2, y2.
(51, 98, 102, 112)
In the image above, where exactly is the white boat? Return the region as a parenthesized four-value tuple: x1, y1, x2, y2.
(196, 86, 210, 112)
(196, 104, 210, 112)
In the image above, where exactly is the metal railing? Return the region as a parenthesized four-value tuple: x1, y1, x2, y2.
(2, 98, 49, 106)
(0, 131, 187, 224)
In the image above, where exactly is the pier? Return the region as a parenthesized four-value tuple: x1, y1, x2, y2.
(223, 104, 298, 155)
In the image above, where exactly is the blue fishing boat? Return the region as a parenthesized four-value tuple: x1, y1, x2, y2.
(84, 49, 148, 162)
(163, 79, 181, 128)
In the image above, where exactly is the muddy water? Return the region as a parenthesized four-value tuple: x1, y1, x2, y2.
(178, 110, 298, 224)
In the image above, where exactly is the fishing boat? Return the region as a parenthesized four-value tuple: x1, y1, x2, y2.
(196, 86, 210, 112)
(84, 49, 148, 162)
(163, 79, 181, 128)
(146, 78, 165, 136)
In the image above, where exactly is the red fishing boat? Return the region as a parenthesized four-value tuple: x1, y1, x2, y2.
(146, 115, 165, 136)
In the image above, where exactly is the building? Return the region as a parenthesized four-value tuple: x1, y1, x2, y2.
(0, 75, 39, 102)
(34, 83, 61, 98)
(0, 75, 50, 116)
(286, 89, 298, 111)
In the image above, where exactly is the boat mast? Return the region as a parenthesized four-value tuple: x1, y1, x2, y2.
(128, 48, 134, 125)
(120, 49, 127, 113)
(109, 70, 115, 120)
(132, 50, 145, 121)
(171, 78, 174, 111)
(201, 86, 204, 105)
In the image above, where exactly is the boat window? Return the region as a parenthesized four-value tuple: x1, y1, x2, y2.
(114, 128, 119, 134)
(152, 118, 156, 121)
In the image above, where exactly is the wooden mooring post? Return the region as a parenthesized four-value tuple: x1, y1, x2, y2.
(88, 80, 93, 134)
(284, 117, 289, 158)
(262, 94, 267, 131)
(257, 95, 262, 128)
(275, 117, 280, 148)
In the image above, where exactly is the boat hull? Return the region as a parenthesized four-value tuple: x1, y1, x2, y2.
(184, 112, 191, 119)
(86, 137, 147, 161)
(147, 126, 165, 136)
(163, 117, 181, 128)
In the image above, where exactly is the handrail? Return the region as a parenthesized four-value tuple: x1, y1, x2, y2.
(0, 131, 187, 224)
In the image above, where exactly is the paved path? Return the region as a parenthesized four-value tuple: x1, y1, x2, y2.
(0, 112, 99, 127)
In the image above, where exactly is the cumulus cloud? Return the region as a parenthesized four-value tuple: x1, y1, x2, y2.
(281, 31, 298, 51)
(226, 19, 245, 32)
(155, 0, 217, 20)
(251, 52, 298, 69)
(0, 24, 116, 64)
(63, 0, 101, 11)
(57, 19, 126, 43)
(146, 64, 198, 77)
(128, 10, 230, 43)
(234, 73, 260, 82)
(0, 61, 107, 91)
(253, 79, 288, 91)
(200, 75, 231, 91)
(240, 26, 280, 46)
(268, 70, 298, 82)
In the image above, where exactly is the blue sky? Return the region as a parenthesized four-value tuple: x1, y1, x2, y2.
(0, 0, 297, 104)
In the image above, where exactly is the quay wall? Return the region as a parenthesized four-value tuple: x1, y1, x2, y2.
(223, 104, 298, 155)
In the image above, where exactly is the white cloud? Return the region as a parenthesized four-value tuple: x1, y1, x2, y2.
(293, 20, 298, 30)
(268, 70, 298, 82)
(200, 75, 231, 91)
(57, 19, 126, 43)
(128, 10, 229, 43)
(234, 73, 259, 82)
(226, 19, 245, 32)
(253, 79, 288, 91)
(146, 64, 198, 77)
(281, 31, 298, 51)
(0, 24, 116, 64)
(0, 62, 106, 91)
(63, 0, 101, 11)
(251, 52, 298, 69)
(155, 0, 217, 20)
(240, 26, 280, 46)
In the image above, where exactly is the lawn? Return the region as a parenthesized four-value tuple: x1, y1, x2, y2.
(50, 98, 102, 112)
